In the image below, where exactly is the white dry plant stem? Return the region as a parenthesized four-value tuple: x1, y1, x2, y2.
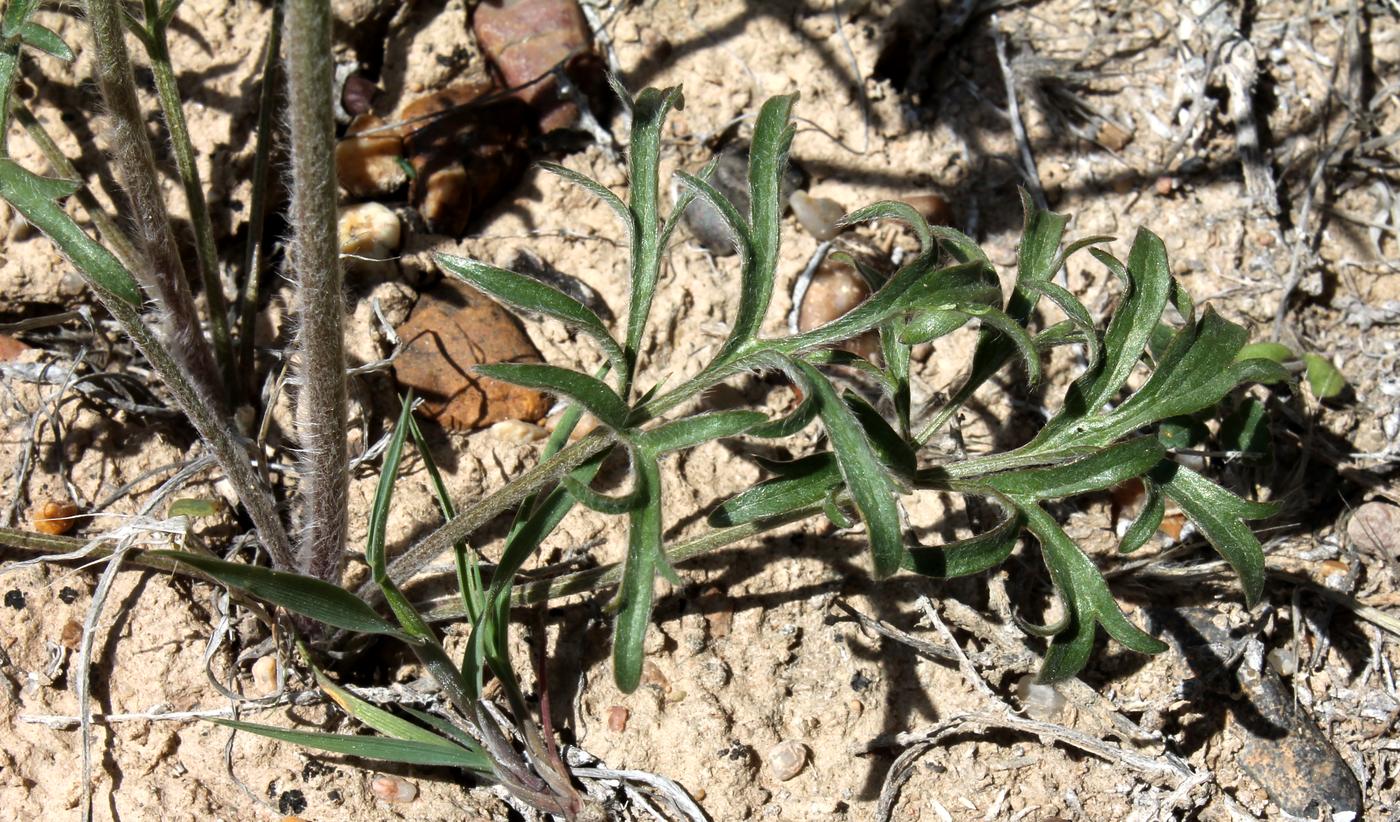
(81, 0, 225, 411)
(283, 0, 349, 583)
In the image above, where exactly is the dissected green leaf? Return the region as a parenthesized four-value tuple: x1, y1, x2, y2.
(749, 394, 817, 438)
(536, 161, 635, 242)
(436, 254, 626, 376)
(983, 438, 1165, 501)
(1152, 461, 1273, 604)
(474, 363, 629, 430)
(1303, 353, 1345, 399)
(148, 550, 404, 636)
(842, 391, 916, 479)
(1118, 479, 1164, 555)
(638, 410, 765, 454)
(210, 719, 492, 772)
(839, 200, 932, 256)
(1156, 415, 1208, 450)
(16, 21, 71, 60)
(2, 0, 40, 35)
(783, 259, 992, 353)
(1020, 502, 1167, 683)
(708, 453, 841, 527)
(1236, 341, 1294, 364)
(1219, 398, 1270, 457)
(0, 159, 142, 306)
(624, 85, 685, 364)
(167, 498, 221, 518)
(790, 358, 903, 578)
(613, 453, 663, 693)
(736, 93, 798, 358)
(904, 509, 1024, 578)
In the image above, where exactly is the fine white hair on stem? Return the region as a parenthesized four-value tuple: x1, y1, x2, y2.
(283, 0, 349, 583)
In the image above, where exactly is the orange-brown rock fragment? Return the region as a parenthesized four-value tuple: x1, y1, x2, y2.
(399, 81, 534, 236)
(797, 259, 879, 359)
(393, 281, 550, 430)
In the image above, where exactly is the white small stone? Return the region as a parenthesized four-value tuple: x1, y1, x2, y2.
(370, 773, 418, 803)
(766, 739, 808, 781)
(789, 191, 846, 241)
(338, 202, 401, 264)
(1015, 674, 1067, 721)
(251, 654, 279, 696)
(489, 419, 549, 443)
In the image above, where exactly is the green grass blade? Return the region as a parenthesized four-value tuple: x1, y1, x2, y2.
(674, 170, 753, 265)
(474, 363, 630, 430)
(148, 550, 405, 636)
(209, 719, 493, 773)
(315, 669, 475, 751)
(365, 395, 435, 640)
(437, 253, 626, 376)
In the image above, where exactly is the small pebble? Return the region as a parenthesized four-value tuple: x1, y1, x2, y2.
(692, 787, 706, 802)
(58, 586, 79, 604)
(252, 654, 279, 696)
(1155, 176, 1176, 196)
(1096, 120, 1132, 151)
(900, 192, 952, 226)
(1347, 501, 1400, 555)
(1015, 674, 1067, 721)
(335, 114, 407, 197)
(370, 773, 418, 804)
(697, 586, 732, 639)
(60, 619, 82, 650)
(766, 740, 808, 781)
(338, 202, 401, 264)
(489, 419, 549, 443)
(607, 705, 629, 733)
(32, 500, 79, 535)
(4, 589, 25, 610)
(641, 660, 671, 693)
(789, 191, 846, 241)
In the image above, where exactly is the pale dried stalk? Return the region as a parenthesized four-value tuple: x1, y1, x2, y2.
(283, 0, 348, 582)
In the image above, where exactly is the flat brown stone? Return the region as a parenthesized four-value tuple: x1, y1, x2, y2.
(393, 280, 550, 430)
(0, 333, 28, 361)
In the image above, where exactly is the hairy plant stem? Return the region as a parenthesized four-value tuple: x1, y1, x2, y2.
(138, 0, 236, 396)
(283, 0, 348, 583)
(372, 429, 617, 597)
(82, 0, 225, 412)
(237, 0, 283, 397)
(11, 104, 140, 270)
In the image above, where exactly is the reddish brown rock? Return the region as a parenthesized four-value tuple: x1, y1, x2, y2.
(393, 280, 550, 430)
(0, 333, 29, 361)
(472, 0, 603, 132)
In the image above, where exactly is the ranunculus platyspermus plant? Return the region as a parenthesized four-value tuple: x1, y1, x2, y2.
(0, 2, 1286, 814)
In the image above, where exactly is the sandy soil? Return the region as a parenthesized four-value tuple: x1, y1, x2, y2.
(2, 0, 1398, 819)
